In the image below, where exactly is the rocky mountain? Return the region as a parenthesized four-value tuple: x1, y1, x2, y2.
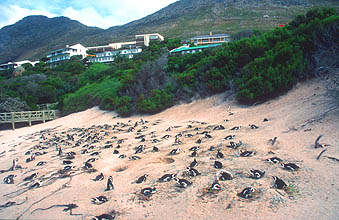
(0, 0, 338, 63)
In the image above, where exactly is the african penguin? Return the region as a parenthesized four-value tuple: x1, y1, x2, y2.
(214, 161, 223, 169)
(159, 174, 177, 182)
(3, 175, 15, 184)
(230, 126, 240, 131)
(189, 159, 198, 168)
(281, 163, 299, 171)
(272, 176, 287, 189)
(129, 156, 141, 160)
(186, 167, 201, 177)
(266, 157, 282, 164)
(240, 150, 256, 157)
(238, 187, 255, 199)
(91, 196, 108, 205)
(170, 148, 180, 155)
(93, 173, 104, 181)
(174, 178, 192, 188)
(210, 181, 222, 191)
(136, 174, 148, 184)
(189, 146, 200, 151)
(218, 170, 233, 181)
(224, 135, 235, 140)
(216, 150, 224, 159)
(92, 214, 115, 220)
(249, 169, 265, 179)
(23, 173, 37, 181)
(106, 176, 114, 191)
(141, 187, 157, 196)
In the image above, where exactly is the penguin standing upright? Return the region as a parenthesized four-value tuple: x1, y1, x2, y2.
(272, 176, 287, 189)
(106, 176, 114, 191)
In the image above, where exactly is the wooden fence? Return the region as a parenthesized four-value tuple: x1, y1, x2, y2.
(37, 102, 58, 110)
(0, 110, 56, 130)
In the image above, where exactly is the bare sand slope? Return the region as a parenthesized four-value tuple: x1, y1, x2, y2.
(0, 79, 338, 220)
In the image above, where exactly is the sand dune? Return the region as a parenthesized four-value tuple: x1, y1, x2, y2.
(0, 79, 338, 220)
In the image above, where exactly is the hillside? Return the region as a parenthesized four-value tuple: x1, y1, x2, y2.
(0, 0, 338, 63)
(0, 78, 338, 219)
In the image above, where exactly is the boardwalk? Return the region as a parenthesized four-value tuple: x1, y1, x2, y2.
(0, 110, 56, 130)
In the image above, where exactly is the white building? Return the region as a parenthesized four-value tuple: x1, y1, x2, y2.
(46, 43, 87, 67)
(136, 33, 164, 47)
(0, 60, 39, 70)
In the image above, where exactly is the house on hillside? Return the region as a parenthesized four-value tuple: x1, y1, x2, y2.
(169, 43, 222, 55)
(0, 60, 39, 70)
(87, 33, 163, 64)
(46, 43, 87, 67)
(190, 32, 231, 46)
(136, 33, 164, 47)
(87, 45, 142, 63)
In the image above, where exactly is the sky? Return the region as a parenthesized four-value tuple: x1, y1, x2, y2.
(0, 0, 178, 29)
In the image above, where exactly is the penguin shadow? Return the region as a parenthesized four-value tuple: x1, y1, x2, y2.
(112, 166, 128, 173)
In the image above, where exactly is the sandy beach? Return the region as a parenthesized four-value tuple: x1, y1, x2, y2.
(0, 78, 338, 220)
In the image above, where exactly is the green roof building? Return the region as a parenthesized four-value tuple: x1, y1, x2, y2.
(169, 43, 223, 55)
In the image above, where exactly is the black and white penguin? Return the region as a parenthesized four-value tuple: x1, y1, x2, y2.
(93, 173, 104, 181)
(57, 146, 62, 156)
(214, 125, 225, 130)
(113, 149, 119, 154)
(216, 150, 224, 159)
(36, 161, 46, 166)
(9, 158, 18, 171)
(106, 176, 114, 191)
(170, 148, 180, 155)
(191, 151, 197, 157)
(210, 181, 222, 191)
(218, 170, 233, 181)
(86, 158, 97, 163)
(189, 146, 200, 151)
(272, 176, 287, 189)
(189, 159, 198, 168)
(135, 145, 145, 154)
(240, 150, 256, 157)
(84, 162, 93, 169)
(205, 133, 212, 139)
(224, 135, 235, 140)
(186, 167, 201, 177)
(92, 213, 115, 220)
(158, 174, 177, 182)
(209, 146, 216, 151)
(185, 134, 194, 138)
(249, 124, 259, 129)
(195, 138, 202, 144)
(238, 186, 255, 199)
(23, 173, 37, 181)
(281, 163, 300, 171)
(136, 174, 148, 184)
(249, 169, 265, 179)
(266, 157, 282, 164)
(141, 187, 157, 196)
(26, 154, 35, 163)
(3, 174, 15, 184)
(29, 180, 42, 189)
(118, 154, 126, 159)
(174, 178, 192, 188)
(230, 126, 240, 131)
(152, 146, 159, 152)
(214, 161, 223, 169)
(91, 196, 108, 205)
(63, 160, 73, 165)
(129, 156, 141, 160)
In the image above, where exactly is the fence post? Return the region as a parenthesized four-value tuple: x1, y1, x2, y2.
(42, 111, 46, 123)
(11, 112, 15, 130)
(28, 111, 32, 126)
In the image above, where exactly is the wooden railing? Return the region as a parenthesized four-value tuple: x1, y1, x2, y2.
(37, 102, 58, 110)
(0, 110, 56, 130)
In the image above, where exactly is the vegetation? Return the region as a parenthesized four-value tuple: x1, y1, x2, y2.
(0, 8, 337, 116)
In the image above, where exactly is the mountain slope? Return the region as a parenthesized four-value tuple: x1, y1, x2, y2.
(0, 0, 338, 63)
(0, 16, 103, 63)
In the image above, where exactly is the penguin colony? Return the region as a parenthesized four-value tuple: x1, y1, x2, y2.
(0, 116, 302, 219)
